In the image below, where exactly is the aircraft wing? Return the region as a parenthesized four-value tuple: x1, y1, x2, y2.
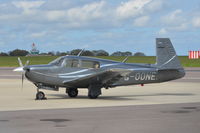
(62, 68, 132, 86)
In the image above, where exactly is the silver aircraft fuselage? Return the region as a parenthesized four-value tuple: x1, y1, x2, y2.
(24, 55, 184, 88)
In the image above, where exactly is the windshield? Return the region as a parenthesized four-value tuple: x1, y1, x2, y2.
(49, 56, 64, 66)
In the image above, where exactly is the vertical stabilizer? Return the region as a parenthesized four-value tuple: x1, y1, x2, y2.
(156, 38, 182, 69)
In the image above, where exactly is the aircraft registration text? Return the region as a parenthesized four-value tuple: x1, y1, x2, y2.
(124, 72, 157, 81)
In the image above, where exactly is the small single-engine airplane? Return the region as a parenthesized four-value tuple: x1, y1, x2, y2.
(14, 38, 185, 100)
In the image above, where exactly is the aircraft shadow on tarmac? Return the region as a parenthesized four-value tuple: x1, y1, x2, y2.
(47, 94, 135, 101)
(47, 93, 194, 101)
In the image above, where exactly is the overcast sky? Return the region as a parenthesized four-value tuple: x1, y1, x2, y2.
(0, 0, 200, 55)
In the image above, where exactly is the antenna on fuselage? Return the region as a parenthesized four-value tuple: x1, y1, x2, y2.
(77, 49, 85, 56)
(122, 56, 129, 63)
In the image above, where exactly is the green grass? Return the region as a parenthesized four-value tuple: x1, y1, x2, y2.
(0, 56, 199, 67)
(0, 56, 59, 67)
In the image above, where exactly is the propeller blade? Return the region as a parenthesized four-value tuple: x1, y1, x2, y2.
(18, 57, 23, 67)
(13, 67, 24, 72)
(21, 71, 25, 90)
(25, 60, 30, 66)
(14, 57, 30, 90)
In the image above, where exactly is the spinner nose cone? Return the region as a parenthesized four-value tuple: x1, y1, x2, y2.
(23, 66, 30, 72)
(24, 66, 32, 80)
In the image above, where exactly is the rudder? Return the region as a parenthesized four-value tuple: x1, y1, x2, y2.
(156, 38, 182, 69)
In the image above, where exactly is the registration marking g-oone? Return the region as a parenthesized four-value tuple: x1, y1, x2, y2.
(134, 72, 156, 81)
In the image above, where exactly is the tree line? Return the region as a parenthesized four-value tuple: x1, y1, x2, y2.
(0, 49, 146, 56)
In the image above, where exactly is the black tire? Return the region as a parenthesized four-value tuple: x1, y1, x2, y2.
(36, 91, 46, 100)
(68, 88, 78, 98)
(88, 94, 98, 99)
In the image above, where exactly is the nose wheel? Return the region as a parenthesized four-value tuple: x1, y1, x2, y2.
(36, 89, 47, 100)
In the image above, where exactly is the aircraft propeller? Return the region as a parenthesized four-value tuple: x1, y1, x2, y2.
(13, 57, 30, 89)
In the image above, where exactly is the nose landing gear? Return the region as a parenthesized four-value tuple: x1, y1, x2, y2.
(35, 88, 47, 100)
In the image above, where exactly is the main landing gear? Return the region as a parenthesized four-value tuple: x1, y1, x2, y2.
(88, 85, 101, 99)
(66, 88, 78, 98)
(35, 88, 47, 100)
(66, 86, 102, 99)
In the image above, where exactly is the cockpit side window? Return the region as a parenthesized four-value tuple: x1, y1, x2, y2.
(65, 59, 79, 68)
(81, 60, 100, 69)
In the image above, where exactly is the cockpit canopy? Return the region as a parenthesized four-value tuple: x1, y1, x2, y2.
(49, 56, 100, 69)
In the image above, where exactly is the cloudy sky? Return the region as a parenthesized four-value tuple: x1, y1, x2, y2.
(0, 0, 200, 55)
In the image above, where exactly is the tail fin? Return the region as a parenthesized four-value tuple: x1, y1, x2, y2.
(156, 38, 182, 70)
